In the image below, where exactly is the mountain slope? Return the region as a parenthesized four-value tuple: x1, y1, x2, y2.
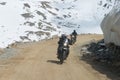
(0, 0, 114, 48)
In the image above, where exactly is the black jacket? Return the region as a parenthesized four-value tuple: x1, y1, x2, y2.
(58, 37, 70, 47)
(72, 31, 77, 36)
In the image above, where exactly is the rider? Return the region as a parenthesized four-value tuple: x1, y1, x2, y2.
(57, 34, 70, 59)
(71, 30, 77, 41)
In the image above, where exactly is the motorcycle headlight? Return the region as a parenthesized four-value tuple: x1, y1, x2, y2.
(64, 43, 67, 46)
(72, 35, 74, 37)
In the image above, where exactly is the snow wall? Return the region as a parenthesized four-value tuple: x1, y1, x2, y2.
(101, 0, 120, 46)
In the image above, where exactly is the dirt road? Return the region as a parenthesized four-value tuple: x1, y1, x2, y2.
(0, 34, 113, 80)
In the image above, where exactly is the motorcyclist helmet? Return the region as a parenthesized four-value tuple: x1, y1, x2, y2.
(61, 34, 67, 39)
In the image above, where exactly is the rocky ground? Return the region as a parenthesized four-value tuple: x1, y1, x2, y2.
(81, 37, 120, 78)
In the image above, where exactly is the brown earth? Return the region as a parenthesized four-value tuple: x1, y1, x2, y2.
(0, 34, 118, 80)
(0, 48, 4, 54)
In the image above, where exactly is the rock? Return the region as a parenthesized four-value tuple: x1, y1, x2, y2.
(98, 49, 104, 52)
(81, 47, 88, 51)
(99, 43, 105, 46)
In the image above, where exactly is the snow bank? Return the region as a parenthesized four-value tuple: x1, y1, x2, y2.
(0, 0, 110, 48)
(0, 0, 60, 48)
(101, 1, 120, 46)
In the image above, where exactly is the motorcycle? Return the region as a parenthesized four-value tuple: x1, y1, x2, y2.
(70, 35, 76, 45)
(57, 39, 69, 64)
